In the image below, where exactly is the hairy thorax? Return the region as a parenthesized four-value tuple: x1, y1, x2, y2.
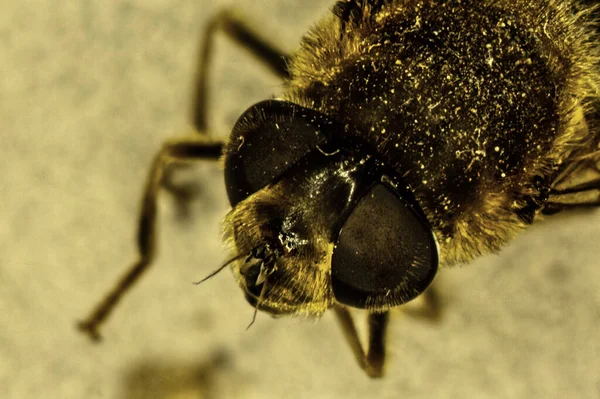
(284, 0, 599, 265)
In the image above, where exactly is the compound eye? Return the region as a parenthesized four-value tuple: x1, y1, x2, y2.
(331, 184, 438, 309)
(224, 100, 333, 206)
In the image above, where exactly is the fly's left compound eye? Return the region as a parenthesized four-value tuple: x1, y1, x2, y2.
(331, 184, 439, 309)
(224, 100, 336, 206)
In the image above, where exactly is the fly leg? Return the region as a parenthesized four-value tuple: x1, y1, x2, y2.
(78, 139, 222, 340)
(165, 9, 292, 216)
(191, 9, 291, 133)
(78, 9, 293, 340)
(334, 307, 389, 378)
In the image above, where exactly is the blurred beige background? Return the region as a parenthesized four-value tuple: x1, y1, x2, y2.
(1, 1, 599, 398)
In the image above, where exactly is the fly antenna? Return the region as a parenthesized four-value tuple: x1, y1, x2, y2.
(193, 254, 244, 285)
(246, 281, 269, 330)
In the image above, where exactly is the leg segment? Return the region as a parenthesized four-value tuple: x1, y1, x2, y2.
(402, 285, 443, 322)
(544, 168, 600, 214)
(167, 10, 293, 210)
(334, 307, 389, 378)
(543, 151, 600, 214)
(81, 9, 293, 341)
(192, 10, 292, 133)
(78, 139, 222, 341)
(542, 198, 600, 214)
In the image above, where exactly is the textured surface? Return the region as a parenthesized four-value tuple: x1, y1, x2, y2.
(1, 1, 599, 398)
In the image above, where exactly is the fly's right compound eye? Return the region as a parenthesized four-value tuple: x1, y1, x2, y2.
(331, 183, 439, 310)
(224, 100, 337, 206)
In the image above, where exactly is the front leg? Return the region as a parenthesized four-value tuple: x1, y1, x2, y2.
(334, 306, 389, 378)
(192, 10, 291, 133)
(78, 138, 222, 341)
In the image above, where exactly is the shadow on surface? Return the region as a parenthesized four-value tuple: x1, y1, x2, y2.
(120, 350, 233, 399)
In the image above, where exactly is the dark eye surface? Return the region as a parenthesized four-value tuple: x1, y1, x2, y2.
(331, 184, 438, 309)
(224, 100, 335, 206)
